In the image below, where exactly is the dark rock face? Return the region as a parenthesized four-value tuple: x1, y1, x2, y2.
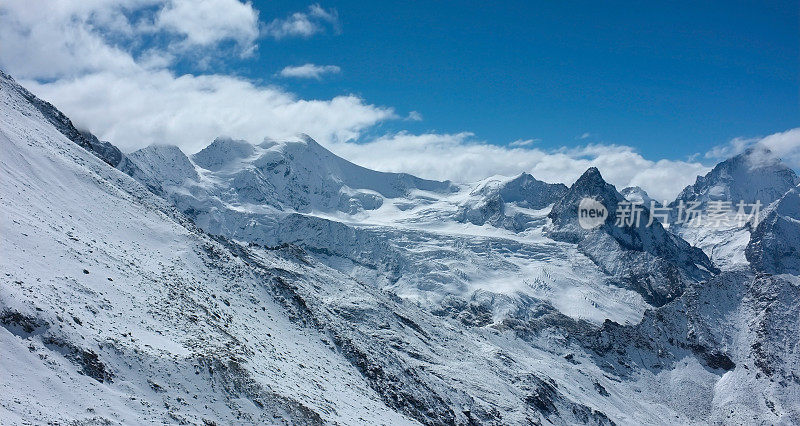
(583, 271, 747, 374)
(42, 336, 115, 383)
(745, 274, 800, 381)
(746, 185, 800, 276)
(547, 167, 717, 306)
(497, 173, 569, 210)
(0, 71, 123, 167)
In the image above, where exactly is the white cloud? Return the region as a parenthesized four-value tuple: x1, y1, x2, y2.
(578, 132, 591, 139)
(328, 132, 710, 201)
(156, 0, 260, 53)
(0, 0, 142, 79)
(759, 128, 800, 168)
(1, 0, 393, 154)
(0, 0, 261, 79)
(279, 64, 341, 79)
(704, 136, 754, 160)
(264, 4, 339, 39)
(24, 71, 394, 154)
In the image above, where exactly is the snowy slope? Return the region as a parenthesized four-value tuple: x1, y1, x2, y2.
(0, 70, 416, 425)
(746, 184, 800, 275)
(0, 71, 661, 425)
(584, 269, 800, 424)
(3, 69, 800, 425)
(621, 186, 658, 207)
(189, 134, 456, 215)
(454, 173, 567, 230)
(673, 146, 800, 207)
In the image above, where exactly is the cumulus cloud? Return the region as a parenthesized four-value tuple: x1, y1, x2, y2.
(25, 71, 394, 154)
(0, 0, 142, 79)
(326, 132, 711, 201)
(0, 0, 262, 79)
(1, 0, 393, 153)
(704, 136, 754, 160)
(279, 64, 341, 79)
(263, 4, 339, 39)
(156, 0, 260, 54)
(759, 128, 800, 168)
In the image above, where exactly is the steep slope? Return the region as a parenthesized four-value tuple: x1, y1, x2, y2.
(546, 168, 716, 306)
(584, 270, 800, 424)
(1, 70, 415, 425)
(5, 70, 799, 425)
(0, 71, 672, 426)
(0, 70, 123, 167)
(120, 144, 200, 196)
(125, 140, 652, 327)
(670, 147, 800, 270)
(186, 135, 457, 215)
(746, 184, 800, 275)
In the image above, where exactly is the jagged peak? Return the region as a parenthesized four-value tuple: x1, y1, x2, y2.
(504, 171, 561, 188)
(565, 167, 617, 198)
(621, 186, 656, 206)
(576, 166, 604, 183)
(510, 171, 534, 182)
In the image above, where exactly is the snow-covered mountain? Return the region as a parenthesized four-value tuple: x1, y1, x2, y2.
(2, 70, 800, 424)
(0, 70, 416, 425)
(191, 134, 456, 214)
(669, 147, 800, 271)
(546, 167, 716, 306)
(455, 173, 567, 230)
(620, 185, 657, 207)
(673, 146, 799, 206)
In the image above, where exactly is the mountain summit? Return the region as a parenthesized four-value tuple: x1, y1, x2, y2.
(547, 167, 716, 305)
(673, 146, 800, 206)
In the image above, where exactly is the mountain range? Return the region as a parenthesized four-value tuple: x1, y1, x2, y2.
(2, 70, 799, 425)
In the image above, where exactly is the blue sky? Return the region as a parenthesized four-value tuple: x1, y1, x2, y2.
(240, 0, 799, 160)
(1, 0, 798, 200)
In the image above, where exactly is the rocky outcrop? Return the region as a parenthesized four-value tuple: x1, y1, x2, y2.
(547, 167, 716, 306)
